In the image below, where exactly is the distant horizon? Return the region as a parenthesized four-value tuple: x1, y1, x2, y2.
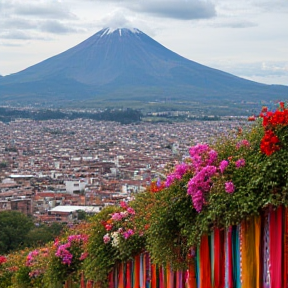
(0, 0, 287, 85)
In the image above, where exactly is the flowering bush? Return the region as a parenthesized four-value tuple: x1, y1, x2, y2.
(45, 233, 88, 286)
(84, 203, 145, 286)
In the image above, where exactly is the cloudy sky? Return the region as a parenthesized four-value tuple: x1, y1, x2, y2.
(0, 0, 287, 85)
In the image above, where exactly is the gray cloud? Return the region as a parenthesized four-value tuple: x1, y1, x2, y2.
(13, 1, 76, 19)
(0, 30, 31, 40)
(87, 0, 216, 20)
(131, 1, 216, 20)
(40, 20, 81, 34)
(0, 1, 84, 40)
(0, 41, 28, 47)
(0, 30, 33, 40)
(250, 0, 288, 12)
(215, 20, 258, 28)
(2, 17, 37, 30)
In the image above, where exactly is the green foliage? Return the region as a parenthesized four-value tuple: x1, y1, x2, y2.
(24, 223, 64, 247)
(83, 206, 119, 286)
(146, 173, 196, 270)
(0, 211, 34, 254)
(83, 203, 146, 286)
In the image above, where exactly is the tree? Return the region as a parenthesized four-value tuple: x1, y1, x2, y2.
(0, 211, 34, 254)
(24, 222, 64, 247)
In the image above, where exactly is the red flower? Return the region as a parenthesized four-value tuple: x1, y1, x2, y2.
(248, 115, 256, 121)
(0, 255, 7, 265)
(260, 130, 280, 156)
(260, 107, 288, 128)
(149, 181, 165, 193)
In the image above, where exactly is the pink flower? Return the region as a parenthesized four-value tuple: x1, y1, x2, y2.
(165, 163, 189, 187)
(111, 212, 123, 221)
(123, 229, 134, 240)
(79, 252, 89, 261)
(103, 234, 111, 244)
(165, 173, 181, 187)
(120, 201, 128, 209)
(105, 224, 113, 231)
(236, 139, 250, 149)
(127, 207, 135, 215)
(187, 165, 217, 212)
(120, 211, 128, 218)
(189, 144, 218, 171)
(55, 243, 73, 265)
(235, 158, 245, 168)
(219, 160, 229, 173)
(225, 181, 235, 194)
(191, 190, 204, 213)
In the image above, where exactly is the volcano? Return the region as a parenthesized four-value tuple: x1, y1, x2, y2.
(0, 27, 287, 106)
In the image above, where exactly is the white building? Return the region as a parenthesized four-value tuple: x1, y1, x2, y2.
(65, 180, 86, 194)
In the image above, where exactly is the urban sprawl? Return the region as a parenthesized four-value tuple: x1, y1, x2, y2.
(0, 118, 249, 223)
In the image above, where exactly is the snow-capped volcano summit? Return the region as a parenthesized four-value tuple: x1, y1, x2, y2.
(0, 27, 287, 105)
(99, 27, 142, 37)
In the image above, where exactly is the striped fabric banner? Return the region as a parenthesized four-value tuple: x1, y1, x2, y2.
(81, 206, 288, 288)
(269, 206, 283, 288)
(284, 207, 288, 288)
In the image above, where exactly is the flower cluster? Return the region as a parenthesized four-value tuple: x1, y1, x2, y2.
(236, 139, 250, 149)
(185, 144, 219, 212)
(54, 234, 88, 265)
(225, 181, 235, 194)
(102, 202, 137, 245)
(165, 163, 190, 187)
(260, 102, 288, 127)
(260, 129, 280, 156)
(26, 248, 49, 277)
(260, 103, 287, 156)
(189, 144, 218, 171)
(235, 158, 245, 168)
(0, 255, 7, 265)
(186, 142, 247, 211)
(219, 160, 229, 174)
(26, 248, 49, 278)
(149, 179, 166, 192)
(187, 165, 217, 212)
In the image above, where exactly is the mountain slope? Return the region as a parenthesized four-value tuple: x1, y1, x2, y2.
(0, 27, 287, 105)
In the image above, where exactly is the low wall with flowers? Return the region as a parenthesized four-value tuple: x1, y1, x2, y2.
(106, 206, 288, 288)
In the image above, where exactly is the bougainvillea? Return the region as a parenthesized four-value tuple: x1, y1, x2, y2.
(102, 203, 139, 246)
(165, 162, 190, 187)
(187, 165, 217, 212)
(54, 234, 88, 265)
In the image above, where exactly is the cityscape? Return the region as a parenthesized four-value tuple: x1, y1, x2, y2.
(0, 117, 248, 223)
